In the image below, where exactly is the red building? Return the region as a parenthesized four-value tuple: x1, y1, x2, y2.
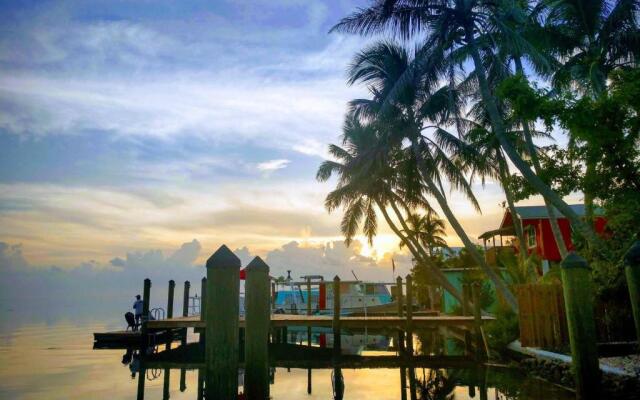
(479, 204, 607, 265)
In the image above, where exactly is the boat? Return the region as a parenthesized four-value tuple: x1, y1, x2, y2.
(272, 273, 395, 316)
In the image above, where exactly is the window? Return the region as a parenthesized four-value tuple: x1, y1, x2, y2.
(526, 225, 537, 248)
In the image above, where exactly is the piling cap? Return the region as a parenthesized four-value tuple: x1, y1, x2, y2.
(624, 240, 640, 267)
(206, 244, 241, 269)
(561, 252, 590, 270)
(246, 256, 269, 272)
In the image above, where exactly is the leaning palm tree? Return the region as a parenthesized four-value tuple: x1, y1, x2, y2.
(344, 40, 519, 310)
(401, 211, 450, 256)
(331, 0, 602, 250)
(543, 0, 640, 223)
(317, 112, 466, 302)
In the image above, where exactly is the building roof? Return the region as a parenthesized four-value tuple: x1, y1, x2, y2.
(479, 203, 604, 240)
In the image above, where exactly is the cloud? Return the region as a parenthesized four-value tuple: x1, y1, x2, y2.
(256, 159, 290, 172)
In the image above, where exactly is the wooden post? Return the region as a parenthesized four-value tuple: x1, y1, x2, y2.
(180, 368, 186, 392)
(162, 368, 170, 400)
(182, 281, 190, 347)
(624, 241, 640, 345)
(182, 281, 191, 317)
(141, 278, 151, 344)
(137, 362, 146, 400)
(200, 277, 207, 320)
(405, 274, 414, 356)
(561, 252, 600, 399)
(199, 277, 207, 346)
(271, 281, 276, 312)
(471, 282, 486, 361)
(196, 368, 204, 400)
(166, 280, 175, 350)
(333, 275, 341, 355)
(399, 367, 407, 400)
(244, 256, 270, 400)
(396, 276, 405, 353)
(462, 283, 473, 355)
(306, 276, 312, 394)
(167, 280, 175, 319)
(205, 245, 241, 399)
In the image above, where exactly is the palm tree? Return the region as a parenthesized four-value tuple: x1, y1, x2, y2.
(543, 0, 640, 223)
(331, 0, 602, 250)
(343, 40, 519, 311)
(401, 211, 450, 256)
(316, 112, 466, 303)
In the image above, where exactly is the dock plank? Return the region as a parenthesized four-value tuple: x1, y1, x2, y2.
(147, 314, 495, 330)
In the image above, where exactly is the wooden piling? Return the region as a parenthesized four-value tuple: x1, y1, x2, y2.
(137, 363, 146, 400)
(162, 368, 170, 400)
(306, 276, 312, 394)
(624, 241, 640, 344)
(200, 277, 207, 321)
(244, 256, 271, 400)
(405, 274, 414, 356)
(462, 283, 473, 355)
(180, 368, 186, 392)
(205, 245, 241, 399)
(182, 281, 190, 347)
(333, 275, 341, 355)
(141, 278, 151, 342)
(561, 252, 600, 399)
(471, 282, 486, 361)
(166, 280, 175, 350)
(199, 277, 207, 346)
(167, 280, 175, 319)
(396, 276, 405, 353)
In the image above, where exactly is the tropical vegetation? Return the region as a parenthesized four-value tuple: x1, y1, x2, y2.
(317, 0, 639, 320)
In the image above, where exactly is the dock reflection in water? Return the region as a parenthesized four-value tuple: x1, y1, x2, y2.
(117, 327, 575, 400)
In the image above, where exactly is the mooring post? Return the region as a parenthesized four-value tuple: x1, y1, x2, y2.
(162, 368, 170, 400)
(561, 253, 600, 399)
(462, 283, 473, 355)
(405, 274, 414, 356)
(399, 366, 407, 400)
(137, 362, 146, 400)
(182, 281, 190, 347)
(471, 282, 486, 361)
(141, 278, 151, 344)
(199, 277, 207, 346)
(396, 276, 405, 353)
(196, 368, 204, 400)
(205, 245, 241, 399)
(624, 241, 640, 345)
(180, 368, 186, 392)
(333, 275, 341, 355)
(244, 256, 271, 400)
(167, 280, 175, 319)
(306, 276, 312, 394)
(166, 280, 175, 350)
(200, 277, 207, 320)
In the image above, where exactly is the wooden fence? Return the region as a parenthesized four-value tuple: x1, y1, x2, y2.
(514, 284, 569, 348)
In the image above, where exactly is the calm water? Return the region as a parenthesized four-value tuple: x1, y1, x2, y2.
(0, 307, 576, 399)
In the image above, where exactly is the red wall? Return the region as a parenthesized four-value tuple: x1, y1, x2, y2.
(523, 216, 607, 262)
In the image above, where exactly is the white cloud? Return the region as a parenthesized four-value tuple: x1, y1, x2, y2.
(256, 159, 290, 172)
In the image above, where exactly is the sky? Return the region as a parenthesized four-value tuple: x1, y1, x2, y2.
(0, 0, 582, 302)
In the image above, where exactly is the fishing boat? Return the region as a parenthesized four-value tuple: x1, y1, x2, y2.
(271, 273, 395, 316)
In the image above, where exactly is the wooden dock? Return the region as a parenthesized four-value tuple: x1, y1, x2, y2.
(147, 314, 494, 330)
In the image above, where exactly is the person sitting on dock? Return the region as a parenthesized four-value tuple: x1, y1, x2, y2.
(133, 295, 143, 330)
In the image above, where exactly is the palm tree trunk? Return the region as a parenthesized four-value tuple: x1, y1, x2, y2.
(375, 198, 466, 306)
(464, 26, 599, 251)
(411, 139, 519, 312)
(514, 58, 569, 258)
(497, 156, 528, 257)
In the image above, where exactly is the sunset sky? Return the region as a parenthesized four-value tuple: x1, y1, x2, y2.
(0, 0, 582, 283)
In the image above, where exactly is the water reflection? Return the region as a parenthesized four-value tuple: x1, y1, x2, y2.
(0, 317, 575, 400)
